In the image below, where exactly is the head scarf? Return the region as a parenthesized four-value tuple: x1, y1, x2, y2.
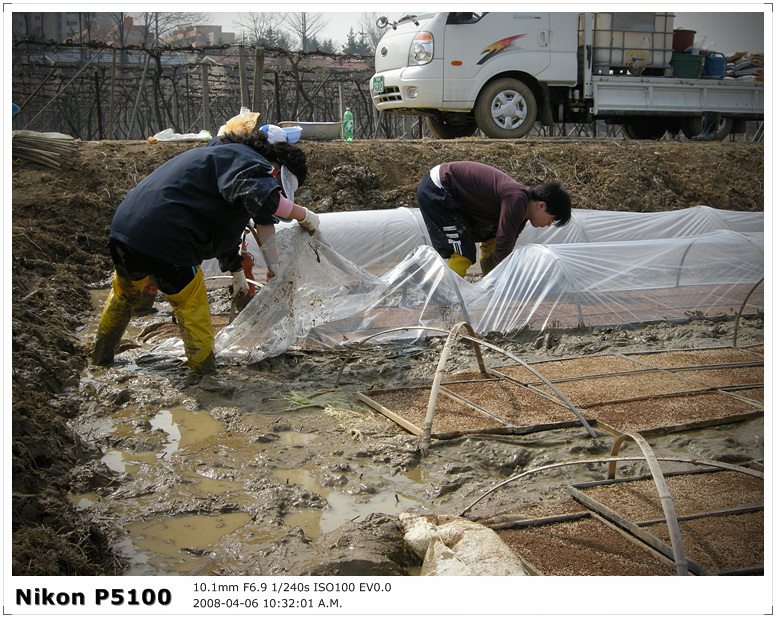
(261, 124, 300, 204)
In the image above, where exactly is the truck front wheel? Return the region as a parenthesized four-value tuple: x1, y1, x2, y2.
(474, 78, 537, 139)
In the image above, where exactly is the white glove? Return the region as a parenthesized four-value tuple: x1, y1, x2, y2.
(230, 269, 250, 300)
(299, 208, 320, 235)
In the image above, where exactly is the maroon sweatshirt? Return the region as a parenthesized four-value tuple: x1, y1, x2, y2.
(438, 161, 530, 264)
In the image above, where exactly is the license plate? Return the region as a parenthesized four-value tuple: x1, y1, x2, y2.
(373, 76, 384, 94)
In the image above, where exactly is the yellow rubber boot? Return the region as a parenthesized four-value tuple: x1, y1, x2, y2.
(447, 253, 473, 278)
(478, 238, 496, 276)
(92, 272, 148, 365)
(165, 268, 217, 375)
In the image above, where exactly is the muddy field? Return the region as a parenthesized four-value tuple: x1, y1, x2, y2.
(10, 137, 765, 576)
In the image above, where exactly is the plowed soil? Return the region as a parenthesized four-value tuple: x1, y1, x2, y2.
(10, 137, 764, 575)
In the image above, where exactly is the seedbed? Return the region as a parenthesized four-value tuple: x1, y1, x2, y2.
(495, 513, 676, 576)
(569, 469, 764, 575)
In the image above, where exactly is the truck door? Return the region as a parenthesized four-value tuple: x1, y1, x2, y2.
(443, 12, 551, 104)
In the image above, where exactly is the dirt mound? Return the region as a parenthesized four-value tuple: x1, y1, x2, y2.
(10, 137, 764, 575)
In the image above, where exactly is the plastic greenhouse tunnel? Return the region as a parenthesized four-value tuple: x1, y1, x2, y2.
(173, 206, 766, 367)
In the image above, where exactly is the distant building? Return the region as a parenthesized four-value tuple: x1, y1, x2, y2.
(12, 12, 235, 47)
(12, 12, 83, 41)
(162, 25, 235, 47)
(12, 13, 147, 46)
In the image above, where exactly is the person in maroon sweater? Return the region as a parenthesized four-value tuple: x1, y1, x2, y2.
(416, 161, 571, 277)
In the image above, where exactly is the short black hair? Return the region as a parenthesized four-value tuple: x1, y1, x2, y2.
(532, 182, 571, 226)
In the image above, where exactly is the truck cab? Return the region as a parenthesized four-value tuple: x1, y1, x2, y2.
(371, 12, 764, 140)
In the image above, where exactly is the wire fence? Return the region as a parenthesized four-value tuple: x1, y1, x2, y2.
(11, 42, 393, 141)
(12, 41, 763, 143)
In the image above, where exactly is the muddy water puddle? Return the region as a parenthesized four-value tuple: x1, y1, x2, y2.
(276, 466, 424, 540)
(73, 299, 766, 575)
(71, 357, 443, 575)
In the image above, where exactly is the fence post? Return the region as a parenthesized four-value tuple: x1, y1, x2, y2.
(238, 45, 249, 109)
(129, 50, 151, 139)
(109, 48, 116, 139)
(274, 71, 281, 124)
(94, 68, 103, 140)
(201, 61, 211, 134)
(338, 83, 345, 136)
(253, 47, 264, 116)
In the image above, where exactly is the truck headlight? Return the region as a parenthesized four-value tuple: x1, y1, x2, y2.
(408, 32, 433, 66)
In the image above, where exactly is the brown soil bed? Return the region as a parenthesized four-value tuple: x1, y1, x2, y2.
(11, 138, 765, 576)
(590, 391, 762, 435)
(579, 470, 764, 520)
(627, 347, 764, 368)
(361, 368, 590, 436)
(497, 515, 676, 576)
(364, 349, 764, 440)
(573, 470, 764, 573)
(735, 387, 764, 403)
(642, 512, 764, 573)
(535, 371, 704, 404)
(673, 366, 764, 388)
(495, 354, 650, 381)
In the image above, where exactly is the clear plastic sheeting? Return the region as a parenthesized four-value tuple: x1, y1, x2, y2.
(212, 226, 764, 366)
(517, 205, 763, 245)
(201, 206, 761, 282)
(202, 207, 431, 282)
(468, 230, 764, 333)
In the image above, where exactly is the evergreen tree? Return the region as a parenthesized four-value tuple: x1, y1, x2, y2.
(341, 27, 370, 56)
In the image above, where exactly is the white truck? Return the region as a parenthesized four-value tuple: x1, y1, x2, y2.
(370, 12, 764, 140)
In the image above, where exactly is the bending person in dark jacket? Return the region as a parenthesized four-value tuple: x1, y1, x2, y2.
(416, 161, 571, 277)
(92, 127, 318, 375)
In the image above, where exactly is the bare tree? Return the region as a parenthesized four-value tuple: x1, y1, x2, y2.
(234, 12, 276, 42)
(234, 12, 293, 48)
(78, 12, 97, 43)
(136, 12, 208, 46)
(283, 12, 330, 52)
(357, 12, 384, 53)
(107, 12, 128, 49)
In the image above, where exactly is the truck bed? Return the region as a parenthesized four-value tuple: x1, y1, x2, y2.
(590, 74, 764, 118)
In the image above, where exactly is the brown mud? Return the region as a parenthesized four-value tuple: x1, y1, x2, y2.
(10, 138, 764, 575)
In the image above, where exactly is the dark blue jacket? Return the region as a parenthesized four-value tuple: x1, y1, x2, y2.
(110, 142, 280, 272)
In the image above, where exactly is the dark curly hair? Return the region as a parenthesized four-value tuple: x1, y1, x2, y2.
(220, 130, 307, 185)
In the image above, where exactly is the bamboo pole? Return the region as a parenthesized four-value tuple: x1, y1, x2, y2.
(608, 432, 688, 576)
(23, 51, 102, 130)
(421, 322, 470, 457)
(16, 67, 57, 114)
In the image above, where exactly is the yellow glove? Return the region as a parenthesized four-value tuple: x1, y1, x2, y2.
(447, 253, 472, 277)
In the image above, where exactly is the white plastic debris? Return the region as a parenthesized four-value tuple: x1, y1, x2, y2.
(399, 514, 528, 576)
(148, 128, 212, 143)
